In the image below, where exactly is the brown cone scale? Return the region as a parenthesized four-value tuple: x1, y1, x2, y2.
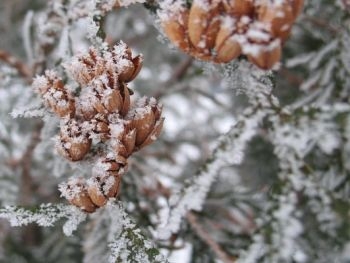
(159, 0, 304, 69)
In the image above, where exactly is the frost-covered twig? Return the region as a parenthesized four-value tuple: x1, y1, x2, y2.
(107, 201, 169, 263)
(187, 212, 234, 263)
(0, 49, 32, 79)
(0, 204, 86, 236)
(153, 56, 193, 99)
(17, 122, 44, 205)
(157, 106, 267, 239)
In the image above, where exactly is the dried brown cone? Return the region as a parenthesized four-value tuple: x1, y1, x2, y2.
(127, 97, 164, 151)
(32, 70, 75, 118)
(65, 47, 106, 86)
(77, 78, 131, 120)
(158, 0, 302, 67)
(159, 0, 249, 63)
(87, 156, 124, 207)
(163, 15, 191, 52)
(222, 0, 255, 17)
(188, 0, 221, 51)
(256, 0, 296, 41)
(245, 24, 282, 69)
(111, 42, 143, 83)
(159, 0, 192, 52)
(83, 114, 110, 142)
(65, 42, 142, 87)
(214, 16, 252, 63)
(59, 177, 97, 213)
(56, 119, 92, 161)
(108, 115, 136, 158)
(33, 42, 164, 212)
(290, 0, 304, 18)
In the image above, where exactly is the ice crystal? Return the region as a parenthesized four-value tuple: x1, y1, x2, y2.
(0, 204, 86, 236)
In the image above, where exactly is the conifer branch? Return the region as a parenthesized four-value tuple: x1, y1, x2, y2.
(0, 49, 32, 80)
(187, 212, 235, 263)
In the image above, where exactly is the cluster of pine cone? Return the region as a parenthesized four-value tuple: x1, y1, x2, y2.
(159, 0, 304, 69)
(32, 42, 164, 212)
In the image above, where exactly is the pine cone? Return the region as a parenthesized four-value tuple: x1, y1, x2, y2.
(56, 119, 92, 161)
(256, 0, 296, 41)
(290, 0, 304, 17)
(109, 120, 137, 158)
(127, 97, 164, 150)
(111, 42, 143, 83)
(87, 156, 123, 207)
(158, 0, 304, 69)
(59, 177, 97, 213)
(245, 23, 282, 70)
(65, 47, 106, 86)
(32, 70, 75, 118)
(65, 42, 142, 86)
(222, 0, 255, 17)
(214, 16, 251, 63)
(34, 43, 164, 213)
(83, 114, 110, 142)
(77, 80, 131, 120)
(188, 0, 221, 51)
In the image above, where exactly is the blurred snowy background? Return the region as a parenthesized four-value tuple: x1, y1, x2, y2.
(0, 0, 350, 262)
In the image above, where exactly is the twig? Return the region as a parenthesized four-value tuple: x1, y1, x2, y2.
(153, 57, 193, 99)
(303, 16, 340, 36)
(279, 67, 303, 87)
(186, 212, 235, 263)
(19, 120, 44, 205)
(19, 120, 44, 246)
(167, 56, 193, 85)
(204, 203, 256, 234)
(0, 49, 32, 80)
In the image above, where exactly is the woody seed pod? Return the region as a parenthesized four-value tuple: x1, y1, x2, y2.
(59, 177, 96, 213)
(245, 24, 282, 69)
(32, 70, 75, 118)
(66, 47, 105, 86)
(87, 158, 122, 207)
(77, 79, 128, 119)
(214, 16, 251, 63)
(222, 0, 255, 17)
(45, 42, 165, 213)
(188, 0, 221, 50)
(56, 119, 92, 161)
(162, 10, 191, 52)
(257, 1, 295, 41)
(109, 119, 136, 158)
(127, 97, 164, 150)
(85, 114, 110, 142)
(111, 42, 143, 83)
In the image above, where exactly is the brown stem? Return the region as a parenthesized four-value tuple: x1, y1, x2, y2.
(0, 49, 32, 80)
(153, 56, 193, 99)
(167, 57, 193, 85)
(19, 121, 43, 205)
(19, 120, 44, 246)
(186, 212, 236, 263)
(279, 67, 303, 87)
(303, 16, 340, 36)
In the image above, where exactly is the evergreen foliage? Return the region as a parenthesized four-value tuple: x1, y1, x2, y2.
(0, 0, 349, 262)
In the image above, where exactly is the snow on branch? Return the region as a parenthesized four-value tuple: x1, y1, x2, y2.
(106, 201, 168, 263)
(156, 106, 267, 240)
(11, 103, 46, 118)
(0, 203, 86, 236)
